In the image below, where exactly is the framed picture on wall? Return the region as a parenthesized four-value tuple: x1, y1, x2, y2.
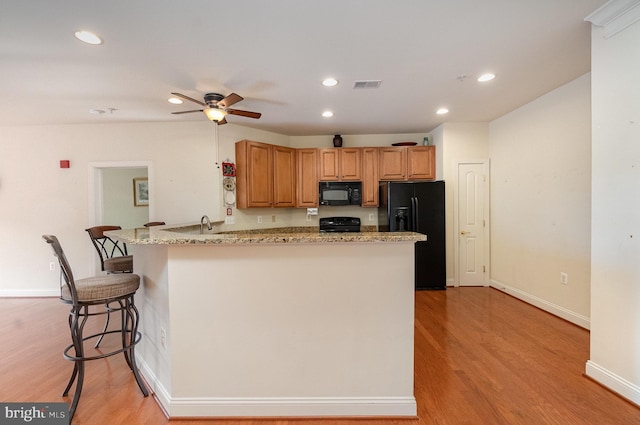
(133, 178, 149, 207)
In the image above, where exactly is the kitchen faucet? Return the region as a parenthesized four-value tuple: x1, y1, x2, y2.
(200, 215, 212, 234)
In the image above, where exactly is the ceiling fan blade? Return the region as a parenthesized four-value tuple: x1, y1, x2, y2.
(218, 93, 243, 108)
(172, 109, 204, 115)
(226, 108, 261, 119)
(217, 117, 227, 125)
(171, 92, 205, 106)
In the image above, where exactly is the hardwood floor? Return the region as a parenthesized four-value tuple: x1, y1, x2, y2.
(1, 288, 638, 424)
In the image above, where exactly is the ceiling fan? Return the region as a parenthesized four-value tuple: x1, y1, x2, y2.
(171, 92, 261, 124)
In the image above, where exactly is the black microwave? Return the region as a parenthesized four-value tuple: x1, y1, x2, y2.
(319, 182, 362, 206)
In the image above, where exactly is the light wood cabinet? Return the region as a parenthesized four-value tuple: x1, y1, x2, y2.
(236, 141, 435, 209)
(272, 145, 297, 207)
(378, 146, 435, 181)
(318, 148, 362, 181)
(407, 146, 435, 180)
(361, 147, 379, 207)
(235, 140, 296, 208)
(296, 148, 318, 208)
(378, 147, 407, 180)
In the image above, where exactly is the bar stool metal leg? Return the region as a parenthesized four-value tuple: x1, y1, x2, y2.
(43, 234, 148, 423)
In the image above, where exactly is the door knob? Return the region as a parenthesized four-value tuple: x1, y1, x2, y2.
(460, 230, 469, 235)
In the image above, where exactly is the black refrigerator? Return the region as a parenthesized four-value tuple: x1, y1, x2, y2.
(378, 181, 445, 290)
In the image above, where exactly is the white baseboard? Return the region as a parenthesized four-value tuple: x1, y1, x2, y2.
(490, 279, 590, 329)
(137, 356, 172, 416)
(586, 360, 640, 406)
(168, 396, 417, 417)
(0, 289, 58, 297)
(137, 356, 416, 418)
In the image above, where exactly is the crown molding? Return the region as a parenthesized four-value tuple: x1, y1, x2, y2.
(585, 0, 640, 38)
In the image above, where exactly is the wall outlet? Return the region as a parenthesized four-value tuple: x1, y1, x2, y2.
(368, 213, 375, 221)
(49, 262, 56, 271)
(160, 327, 166, 349)
(257, 216, 263, 223)
(225, 216, 235, 224)
(272, 215, 276, 223)
(560, 272, 568, 285)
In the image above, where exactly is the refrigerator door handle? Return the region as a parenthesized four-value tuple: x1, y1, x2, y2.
(409, 197, 414, 231)
(411, 196, 419, 231)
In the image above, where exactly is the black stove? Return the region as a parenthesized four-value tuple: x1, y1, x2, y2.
(319, 217, 361, 233)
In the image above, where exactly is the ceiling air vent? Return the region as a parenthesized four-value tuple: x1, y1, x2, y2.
(353, 80, 382, 89)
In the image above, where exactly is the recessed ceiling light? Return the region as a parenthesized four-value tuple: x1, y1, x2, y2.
(168, 97, 183, 105)
(322, 111, 334, 118)
(74, 30, 103, 45)
(477, 73, 495, 82)
(322, 78, 338, 87)
(436, 108, 449, 115)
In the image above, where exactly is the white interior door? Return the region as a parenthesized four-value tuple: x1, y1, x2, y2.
(456, 161, 489, 286)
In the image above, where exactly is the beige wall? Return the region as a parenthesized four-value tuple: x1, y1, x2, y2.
(0, 121, 288, 295)
(587, 15, 640, 404)
(489, 74, 592, 325)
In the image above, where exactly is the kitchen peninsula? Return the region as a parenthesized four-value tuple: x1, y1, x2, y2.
(109, 225, 425, 418)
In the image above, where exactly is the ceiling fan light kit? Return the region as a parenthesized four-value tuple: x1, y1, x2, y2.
(204, 107, 227, 122)
(171, 92, 261, 125)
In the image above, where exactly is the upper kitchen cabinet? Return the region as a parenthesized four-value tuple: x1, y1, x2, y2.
(318, 148, 362, 181)
(378, 146, 435, 181)
(235, 140, 296, 208)
(378, 147, 406, 180)
(407, 145, 435, 180)
(272, 145, 297, 207)
(361, 147, 379, 207)
(296, 148, 319, 208)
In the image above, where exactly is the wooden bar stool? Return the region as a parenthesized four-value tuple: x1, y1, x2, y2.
(43, 235, 149, 421)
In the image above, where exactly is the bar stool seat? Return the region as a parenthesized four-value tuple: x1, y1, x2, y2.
(43, 234, 148, 422)
(102, 255, 134, 273)
(61, 273, 140, 303)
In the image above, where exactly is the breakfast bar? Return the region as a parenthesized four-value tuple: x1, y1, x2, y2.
(109, 225, 425, 419)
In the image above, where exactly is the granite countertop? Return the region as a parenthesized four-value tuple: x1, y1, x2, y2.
(107, 224, 426, 245)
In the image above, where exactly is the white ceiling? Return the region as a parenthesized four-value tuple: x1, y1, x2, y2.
(1, 0, 605, 136)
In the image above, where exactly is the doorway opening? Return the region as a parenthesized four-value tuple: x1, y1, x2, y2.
(88, 161, 154, 228)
